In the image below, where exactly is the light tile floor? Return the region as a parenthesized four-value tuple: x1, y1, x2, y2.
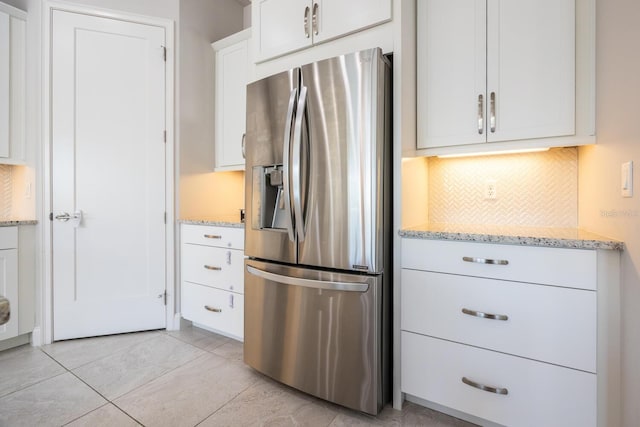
(0, 325, 476, 427)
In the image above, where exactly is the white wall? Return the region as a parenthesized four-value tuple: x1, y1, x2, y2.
(578, 1, 640, 426)
(178, 0, 244, 218)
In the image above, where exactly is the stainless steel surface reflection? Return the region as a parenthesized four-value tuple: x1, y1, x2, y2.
(244, 259, 385, 415)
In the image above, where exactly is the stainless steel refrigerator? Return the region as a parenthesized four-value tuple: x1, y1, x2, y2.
(243, 48, 391, 415)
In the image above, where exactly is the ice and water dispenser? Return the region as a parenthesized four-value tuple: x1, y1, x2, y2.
(251, 165, 288, 231)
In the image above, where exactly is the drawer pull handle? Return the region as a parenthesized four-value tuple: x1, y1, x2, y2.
(462, 377, 508, 395)
(204, 234, 222, 239)
(204, 265, 222, 271)
(462, 308, 508, 321)
(462, 256, 508, 266)
(204, 305, 222, 313)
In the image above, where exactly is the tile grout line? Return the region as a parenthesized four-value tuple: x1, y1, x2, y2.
(38, 347, 151, 426)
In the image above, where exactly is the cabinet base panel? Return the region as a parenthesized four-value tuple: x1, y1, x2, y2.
(405, 394, 504, 427)
(191, 321, 243, 343)
(0, 332, 30, 352)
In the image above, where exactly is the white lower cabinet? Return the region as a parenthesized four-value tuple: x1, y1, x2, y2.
(180, 224, 244, 341)
(401, 238, 619, 427)
(0, 226, 18, 341)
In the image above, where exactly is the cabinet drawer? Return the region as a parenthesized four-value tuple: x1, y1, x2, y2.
(0, 226, 17, 249)
(401, 269, 596, 372)
(401, 332, 596, 427)
(182, 244, 244, 294)
(402, 239, 596, 290)
(181, 282, 244, 339)
(181, 224, 244, 250)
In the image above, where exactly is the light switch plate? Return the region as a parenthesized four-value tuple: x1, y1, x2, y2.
(621, 161, 633, 197)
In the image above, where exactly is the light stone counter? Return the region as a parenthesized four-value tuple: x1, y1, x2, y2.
(178, 216, 244, 229)
(0, 220, 38, 227)
(399, 223, 623, 251)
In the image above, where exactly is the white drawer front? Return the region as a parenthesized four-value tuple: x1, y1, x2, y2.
(401, 269, 596, 372)
(0, 226, 18, 249)
(181, 282, 244, 339)
(402, 239, 596, 290)
(401, 332, 596, 427)
(181, 224, 244, 249)
(182, 244, 244, 293)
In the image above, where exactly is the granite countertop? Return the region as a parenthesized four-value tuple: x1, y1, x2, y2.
(399, 223, 623, 251)
(178, 215, 244, 229)
(0, 219, 38, 227)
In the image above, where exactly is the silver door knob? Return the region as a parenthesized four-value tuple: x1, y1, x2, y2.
(55, 212, 72, 221)
(55, 210, 83, 227)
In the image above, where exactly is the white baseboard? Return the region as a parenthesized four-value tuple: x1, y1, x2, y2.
(30, 327, 42, 346)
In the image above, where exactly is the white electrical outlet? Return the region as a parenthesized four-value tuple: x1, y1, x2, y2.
(485, 180, 497, 200)
(622, 161, 633, 198)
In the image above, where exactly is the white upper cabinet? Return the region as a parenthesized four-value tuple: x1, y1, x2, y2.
(212, 29, 251, 171)
(0, 3, 26, 165)
(253, 0, 392, 63)
(417, 0, 578, 152)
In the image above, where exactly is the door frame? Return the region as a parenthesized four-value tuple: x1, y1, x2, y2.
(41, 0, 176, 344)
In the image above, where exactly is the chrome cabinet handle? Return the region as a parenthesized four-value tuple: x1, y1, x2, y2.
(490, 91, 496, 133)
(226, 251, 232, 265)
(204, 305, 222, 313)
(303, 6, 310, 38)
(462, 308, 508, 321)
(229, 294, 234, 308)
(462, 256, 508, 266)
(241, 133, 246, 159)
(477, 94, 484, 134)
(204, 265, 222, 271)
(312, 3, 319, 36)
(462, 377, 508, 395)
(204, 234, 222, 239)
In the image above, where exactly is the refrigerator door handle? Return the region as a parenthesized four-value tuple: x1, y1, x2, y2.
(247, 265, 369, 293)
(292, 85, 308, 242)
(282, 88, 298, 242)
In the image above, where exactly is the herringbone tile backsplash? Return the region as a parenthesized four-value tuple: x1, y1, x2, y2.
(428, 147, 578, 227)
(0, 165, 12, 219)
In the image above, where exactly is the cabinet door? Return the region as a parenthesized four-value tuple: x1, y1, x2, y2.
(312, 0, 391, 44)
(0, 11, 9, 158)
(0, 9, 25, 164)
(0, 248, 18, 341)
(215, 39, 248, 170)
(417, 0, 487, 149)
(253, 0, 313, 62)
(486, 0, 575, 142)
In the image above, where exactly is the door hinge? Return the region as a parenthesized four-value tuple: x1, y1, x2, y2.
(163, 291, 167, 305)
(49, 212, 53, 221)
(161, 45, 167, 61)
(163, 130, 167, 143)
(164, 212, 167, 224)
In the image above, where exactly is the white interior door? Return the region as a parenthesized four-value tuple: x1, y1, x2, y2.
(51, 10, 167, 340)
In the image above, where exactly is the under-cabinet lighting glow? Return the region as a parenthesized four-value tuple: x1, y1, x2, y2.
(437, 147, 550, 159)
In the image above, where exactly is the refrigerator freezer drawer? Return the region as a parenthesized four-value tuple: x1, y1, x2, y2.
(243, 259, 389, 415)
